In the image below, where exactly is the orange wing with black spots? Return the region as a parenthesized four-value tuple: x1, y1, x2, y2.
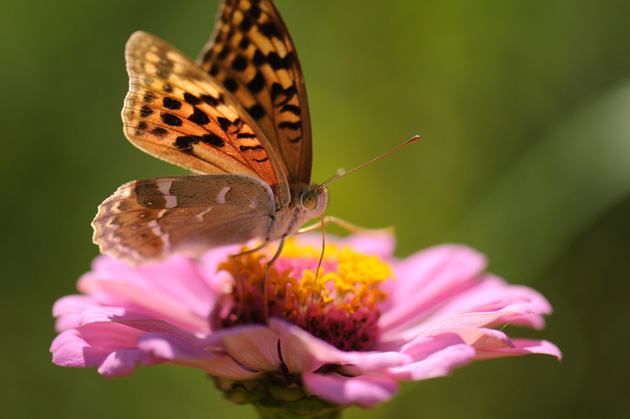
(198, 0, 313, 185)
(123, 30, 290, 206)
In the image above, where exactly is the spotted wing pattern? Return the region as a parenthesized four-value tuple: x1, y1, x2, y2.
(198, 0, 312, 185)
(123, 30, 290, 206)
(92, 175, 276, 263)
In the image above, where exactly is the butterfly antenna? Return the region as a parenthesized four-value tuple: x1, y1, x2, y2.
(317, 135, 420, 190)
(319, 168, 346, 186)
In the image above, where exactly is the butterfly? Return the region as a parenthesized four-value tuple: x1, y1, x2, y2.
(92, 0, 328, 264)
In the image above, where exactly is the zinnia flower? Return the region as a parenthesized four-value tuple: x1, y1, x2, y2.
(51, 234, 560, 416)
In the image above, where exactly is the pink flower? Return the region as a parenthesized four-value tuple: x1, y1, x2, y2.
(51, 235, 560, 411)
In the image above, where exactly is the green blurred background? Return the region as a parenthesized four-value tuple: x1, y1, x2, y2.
(2, 0, 629, 417)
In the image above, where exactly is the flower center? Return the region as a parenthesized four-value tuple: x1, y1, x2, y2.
(214, 239, 392, 351)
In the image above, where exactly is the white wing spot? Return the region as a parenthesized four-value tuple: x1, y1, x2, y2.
(217, 187, 231, 204)
(158, 181, 177, 208)
(146, 222, 169, 251)
(195, 207, 213, 221)
(158, 180, 173, 195)
(164, 196, 177, 208)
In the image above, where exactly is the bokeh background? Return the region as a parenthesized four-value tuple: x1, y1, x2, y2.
(2, 0, 629, 417)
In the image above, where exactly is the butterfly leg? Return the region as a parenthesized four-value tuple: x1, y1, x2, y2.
(230, 241, 270, 311)
(314, 216, 326, 282)
(229, 237, 286, 323)
(297, 216, 394, 235)
(263, 236, 286, 322)
(300, 216, 391, 282)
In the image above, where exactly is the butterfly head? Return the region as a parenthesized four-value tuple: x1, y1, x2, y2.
(297, 184, 328, 218)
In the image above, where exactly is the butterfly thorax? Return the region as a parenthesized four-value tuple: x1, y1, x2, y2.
(269, 183, 328, 240)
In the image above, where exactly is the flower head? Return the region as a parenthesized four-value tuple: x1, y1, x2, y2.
(51, 234, 560, 412)
(215, 239, 390, 352)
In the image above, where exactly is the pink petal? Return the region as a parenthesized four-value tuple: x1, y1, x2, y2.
(76, 322, 143, 349)
(53, 295, 100, 331)
(380, 271, 553, 349)
(386, 303, 546, 348)
(271, 319, 342, 372)
(384, 334, 476, 380)
(50, 322, 148, 369)
(380, 245, 487, 334)
(390, 245, 487, 297)
(340, 351, 413, 372)
(138, 333, 260, 380)
(130, 257, 215, 311)
(50, 330, 111, 368)
(303, 372, 399, 408)
(221, 326, 282, 371)
(76, 306, 129, 325)
(474, 339, 562, 360)
(416, 274, 552, 330)
(270, 319, 410, 374)
(137, 333, 214, 360)
(198, 245, 241, 293)
(344, 233, 396, 259)
(426, 327, 515, 349)
(97, 348, 144, 378)
(79, 256, 212, 334)
(424, 305, 535, 332)
(455, 275, 553, 316)
(52, 294, 97, 317)
(75, 308, 203, 344)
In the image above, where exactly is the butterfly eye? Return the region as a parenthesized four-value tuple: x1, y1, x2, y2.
(300, 190, 317, 210)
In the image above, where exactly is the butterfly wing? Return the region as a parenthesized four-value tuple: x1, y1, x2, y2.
(123, 31, 290, 206)
(198, 0, 312, 185)
(92, 175, 277, 264)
